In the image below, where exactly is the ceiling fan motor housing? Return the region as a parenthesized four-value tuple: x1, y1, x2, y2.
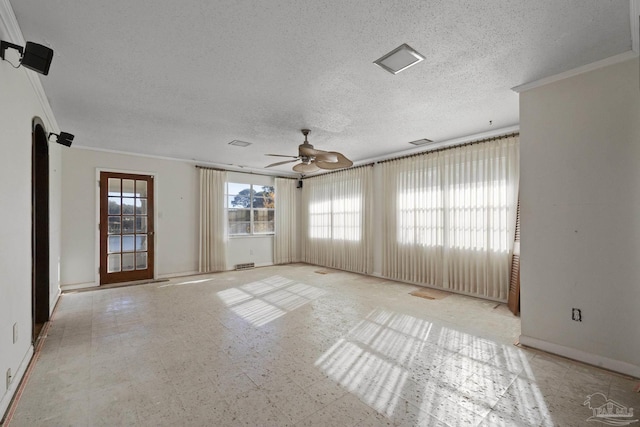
(265, 128, 353, 172)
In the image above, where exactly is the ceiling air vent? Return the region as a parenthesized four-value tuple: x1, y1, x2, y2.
(374, 43, 425, 75)
(228, 140, 252, 147)
(409, 138, 434, 146)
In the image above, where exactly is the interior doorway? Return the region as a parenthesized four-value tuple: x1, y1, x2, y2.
(32, 121, 50, 341)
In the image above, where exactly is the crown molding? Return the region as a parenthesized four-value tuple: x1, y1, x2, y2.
(0, 0, 59, 132)
(512, 50, 638, 93)
(353, 125, 520, 167)
(632, 0, 639, 53)
(0, 0, 23, 43)
(71, 144, 298, 178)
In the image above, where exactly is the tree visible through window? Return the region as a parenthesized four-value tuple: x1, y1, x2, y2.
(227, 183, 275, 235)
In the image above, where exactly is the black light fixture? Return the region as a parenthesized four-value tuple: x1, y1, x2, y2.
(49, 132, 74, 147)
(0, 40, 54, 75)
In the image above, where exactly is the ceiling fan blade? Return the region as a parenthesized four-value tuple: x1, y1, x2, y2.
(266, 159, 299, 168)
(313, 150, 339, 162)
(293, 162, 320, 173)
(315, 152, 353, 170)
(266, 154, 299, 158)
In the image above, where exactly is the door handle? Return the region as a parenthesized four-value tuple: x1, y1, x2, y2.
(148, 231, 155, 236)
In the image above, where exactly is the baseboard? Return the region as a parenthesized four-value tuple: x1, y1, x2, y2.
(157, 271, 200, 279)
(254, 262, 274, 268)
(0, 345, 34, 422)
(370, 272, 507, 303)
(49, 287, 61, 316)
(519, 335, 640, 378)
(60, 282, 99, 291)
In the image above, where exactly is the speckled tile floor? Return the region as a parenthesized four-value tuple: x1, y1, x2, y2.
(6, 264, 639, 426)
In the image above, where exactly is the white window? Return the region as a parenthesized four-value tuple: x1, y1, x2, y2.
(226, 183, 275, 236)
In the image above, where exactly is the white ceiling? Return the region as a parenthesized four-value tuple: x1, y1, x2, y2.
(9, 0, 633, 176)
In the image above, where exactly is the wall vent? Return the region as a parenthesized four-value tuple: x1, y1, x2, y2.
(235, 262, 255, 271)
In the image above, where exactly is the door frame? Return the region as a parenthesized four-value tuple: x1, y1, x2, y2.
(94, 168, 158, 286)
(32, 119, 50, 340)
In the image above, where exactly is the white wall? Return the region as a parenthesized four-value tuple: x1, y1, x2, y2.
(60, 149, 200, 286)
(59, 156, 279, 287)
(0, 30, 62, 418)
(519, 57, 640, 376)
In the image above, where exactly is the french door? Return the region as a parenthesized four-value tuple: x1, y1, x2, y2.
(100, 172, 154, 284)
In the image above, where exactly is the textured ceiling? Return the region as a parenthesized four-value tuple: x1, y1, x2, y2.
(9, 0, 633, 175)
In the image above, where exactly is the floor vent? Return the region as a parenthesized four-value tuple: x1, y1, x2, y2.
(235, 262, 255, 271)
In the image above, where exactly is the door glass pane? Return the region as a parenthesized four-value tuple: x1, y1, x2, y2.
(108, 216, 121, 234)
(136, 235, 147, 251)
(122, 216, 135, 234)
(122, 235, 135, 252)
(136, 199, 147, 215)
(122, 198, 135, 214)
(102, 175, 152, 280)
(136, 252, 147, 270)
(107, 254, 121, 273)
(136, 180, 147, 197)
(108, 179, 121, 196)
(108, 236, 121, 253)
(122, 179, 135, 197)
(136, 216, 147, 233)
(122, 253, 135, 271)
(108, 197, 121, 214)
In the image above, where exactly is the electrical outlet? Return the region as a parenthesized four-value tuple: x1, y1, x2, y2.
(572, 308, 582, 322)
(6, 368, 12, 389)
(13, 323, 18, 344)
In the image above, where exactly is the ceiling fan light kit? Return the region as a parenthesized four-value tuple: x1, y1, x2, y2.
(266, 129, 353, 173)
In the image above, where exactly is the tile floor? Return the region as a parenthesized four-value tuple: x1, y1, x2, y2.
(6, 264, 639, 426)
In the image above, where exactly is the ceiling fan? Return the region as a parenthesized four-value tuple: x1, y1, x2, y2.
(265, 129, 353, 173)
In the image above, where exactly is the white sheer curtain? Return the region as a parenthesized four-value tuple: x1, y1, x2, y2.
(302, 166, 372, 274)
(382, 135, 519, 300)
(199, 168, 228, 272)
(274, 177, 299, 264)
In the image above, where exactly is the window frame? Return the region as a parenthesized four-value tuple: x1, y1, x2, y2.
(226, 182, 275, 237)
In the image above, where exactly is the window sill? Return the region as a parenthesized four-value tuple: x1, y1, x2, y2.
(229, 234, 275, 239)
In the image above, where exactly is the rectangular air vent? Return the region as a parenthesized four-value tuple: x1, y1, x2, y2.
(235, 262, 255, 270)
(228, 140, 252, 147)
(409, 138, 434, 146)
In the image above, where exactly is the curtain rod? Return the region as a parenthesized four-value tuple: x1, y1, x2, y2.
(195, 165, 297, 179)
(376, 132, 519, 165)
(301, 162, 374, 180)
(196, 132, 517, 179)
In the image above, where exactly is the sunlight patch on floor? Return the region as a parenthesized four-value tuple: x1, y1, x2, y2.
(159, 278, 215, 287)
(217, 275, 326, 327)
(316, 308, 552, 424)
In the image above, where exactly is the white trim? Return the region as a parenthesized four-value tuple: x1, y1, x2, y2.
(0, 345, 34, 420)
(49, 287, 61, 316)
(254, 262, 274, 268)
(60, 282, 99, 291)
(353, 125, 520, 167)
(512, 51, 638, 93)
(632, 0, 639, 53)
(157, 271, 200, 279)
(519, 335, 640, 378)
(73, 145, 298, 178)
(0, 0, 59, 132)
(0, 0, 24, 47)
